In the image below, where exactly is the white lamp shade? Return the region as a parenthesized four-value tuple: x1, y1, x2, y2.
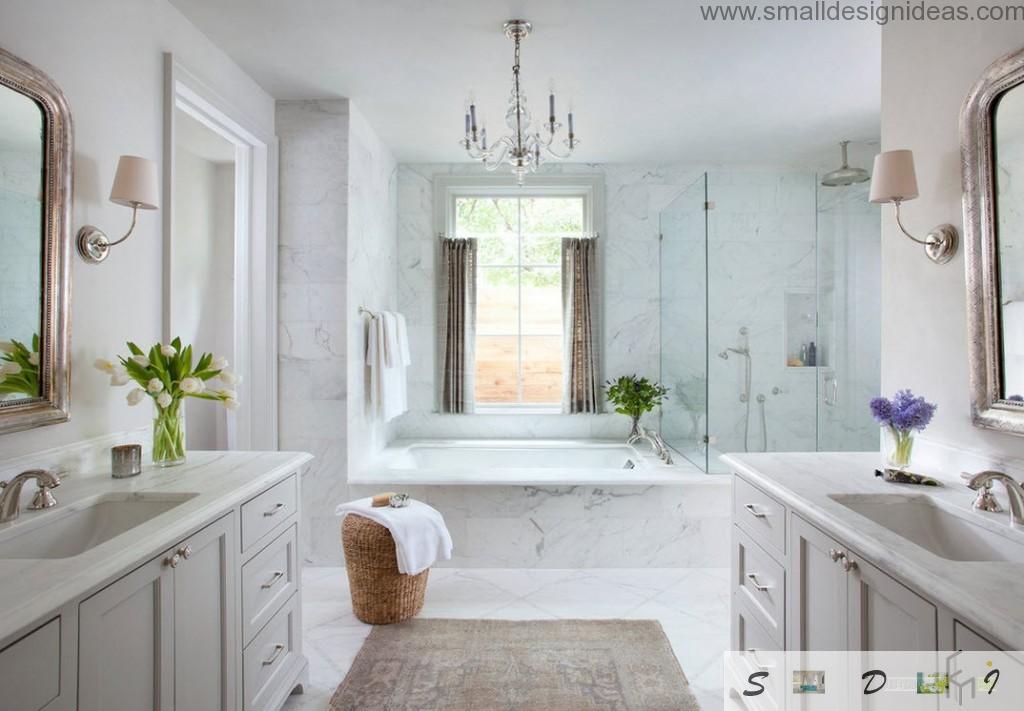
(869, 149, 919, 204)
(109, 155, 159, 210)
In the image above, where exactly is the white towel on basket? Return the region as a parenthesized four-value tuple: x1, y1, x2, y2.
(336, 498, 453, 575)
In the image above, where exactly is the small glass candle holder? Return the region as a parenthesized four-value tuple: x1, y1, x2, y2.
(112, 444, 143, 479)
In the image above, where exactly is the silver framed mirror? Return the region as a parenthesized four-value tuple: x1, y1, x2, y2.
(0, 48, 72, 434)
(962, 45, 1024, 435)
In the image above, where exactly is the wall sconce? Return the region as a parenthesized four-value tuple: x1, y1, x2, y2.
(869, 149, 959, 264)
(77, 155, 159, 264)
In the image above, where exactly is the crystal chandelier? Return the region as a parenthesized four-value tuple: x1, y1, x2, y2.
(460, 20, 578, 185)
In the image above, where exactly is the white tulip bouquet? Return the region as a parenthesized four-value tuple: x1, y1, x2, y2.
(96, 338, 241, 466)
(0, 335, 40, 400)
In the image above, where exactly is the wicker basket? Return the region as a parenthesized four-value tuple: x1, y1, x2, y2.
(341, 514, 429, 624)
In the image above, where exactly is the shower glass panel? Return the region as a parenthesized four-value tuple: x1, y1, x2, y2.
(815, 180, 881, 451)
(659, 174, 708, 471)
(659, 168, 881, 473)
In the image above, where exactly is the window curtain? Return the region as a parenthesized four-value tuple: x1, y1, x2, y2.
(440, 238, 477, 413)
(561, 237, 599, 413)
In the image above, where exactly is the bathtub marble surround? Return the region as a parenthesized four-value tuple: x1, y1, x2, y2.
(283, 566, 730, 711)
(722, 450, 1024, 649)
(346, 477, 729, 568)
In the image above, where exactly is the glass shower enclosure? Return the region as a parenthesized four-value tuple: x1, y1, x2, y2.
(659, 170, 880, 473)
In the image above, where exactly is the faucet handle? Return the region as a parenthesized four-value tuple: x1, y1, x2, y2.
(962, 472, 1004, 512)
(28, 482, 58, 510)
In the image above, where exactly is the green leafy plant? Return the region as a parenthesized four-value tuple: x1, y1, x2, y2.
(0, 334, 40, 398)
(604, 374, 669, 420)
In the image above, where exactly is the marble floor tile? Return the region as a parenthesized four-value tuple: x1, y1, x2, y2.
(281, 566, 730, 711)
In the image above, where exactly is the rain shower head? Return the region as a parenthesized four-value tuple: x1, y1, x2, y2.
(821, 140, 870, 187)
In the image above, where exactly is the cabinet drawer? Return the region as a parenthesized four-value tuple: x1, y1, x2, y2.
(242, 525, 299, 646)
(244, 593, 301, 711)
(730, 596, 781, 711)
(0, 617, 61, 711)
(241, 474, 297, 552)
(733, 526, 784, 645)
(733, 475, 786, 557)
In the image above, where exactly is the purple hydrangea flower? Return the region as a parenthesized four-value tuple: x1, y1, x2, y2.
(868, 389, 937, 432)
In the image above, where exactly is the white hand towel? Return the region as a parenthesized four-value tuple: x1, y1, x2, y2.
(336, 498, 453, 575)
(395, 312, 412, 366)
(382, 311, 400, 368)
(365, 315, 386, 418)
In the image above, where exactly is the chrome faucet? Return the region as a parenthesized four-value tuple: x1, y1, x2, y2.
(966, 470, 1024, 528)
(627, 426, 674, 465)
(0, 469, 61, 524)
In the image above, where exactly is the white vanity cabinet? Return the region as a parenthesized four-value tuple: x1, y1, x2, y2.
(77, 512, 238, 711)
(0, 456, 309, 711)
(733, 474, 941, 653)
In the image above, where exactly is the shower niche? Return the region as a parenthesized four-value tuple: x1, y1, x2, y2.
(784, 291, 825, 368)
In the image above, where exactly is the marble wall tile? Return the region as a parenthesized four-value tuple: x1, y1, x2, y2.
(277, 100, 400, 565)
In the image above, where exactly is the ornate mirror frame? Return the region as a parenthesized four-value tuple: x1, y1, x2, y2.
(962, 45, 1024, 436)
(0, 48, 73, 434)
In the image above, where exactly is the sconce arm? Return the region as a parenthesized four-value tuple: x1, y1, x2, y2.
(893, 200, 931, 246)
(105, 204, 139, 248)
(890, 199, 959, 265)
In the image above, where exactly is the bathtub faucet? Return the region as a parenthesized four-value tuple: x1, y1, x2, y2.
(627, 426, 674, 465)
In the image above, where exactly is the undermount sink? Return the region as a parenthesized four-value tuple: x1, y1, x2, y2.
(0, 492, 198, 560)
(828, 493, 1024, 563)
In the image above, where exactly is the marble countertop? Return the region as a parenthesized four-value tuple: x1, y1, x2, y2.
(0, 450, 312, 645)
(721, 451, 1024, 650)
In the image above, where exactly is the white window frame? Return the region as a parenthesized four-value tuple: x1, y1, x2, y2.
(433, 175, 604, 415)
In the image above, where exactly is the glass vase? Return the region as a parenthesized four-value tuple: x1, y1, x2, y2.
(885, 427, 914, 469)
(628, 414, 644, 442)
(153, 405, 186, 467)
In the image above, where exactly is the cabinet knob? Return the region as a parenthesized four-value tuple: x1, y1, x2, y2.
(164, 553, 181, 568)
(178, 545, 193, 560)
(829, 548, 845, 563)
(842, 558, 858, 573)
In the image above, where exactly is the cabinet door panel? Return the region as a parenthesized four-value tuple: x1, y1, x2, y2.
(174, 512, 237, 711)
(79, 553, 174, 711)
(847, 555, 936, 652)
(789, 514, 847, 651)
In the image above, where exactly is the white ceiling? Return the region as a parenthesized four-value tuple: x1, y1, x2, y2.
(170, 0, 880, 166)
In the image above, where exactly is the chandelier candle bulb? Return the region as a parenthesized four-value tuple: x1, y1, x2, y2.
(549, 92, 555, 123)
(469, 103, 477, 134)
(481, 126, 488, 150)
(464, 112, 470, 136)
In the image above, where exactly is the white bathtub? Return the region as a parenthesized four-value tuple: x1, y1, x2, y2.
(354, 439, 708, 486)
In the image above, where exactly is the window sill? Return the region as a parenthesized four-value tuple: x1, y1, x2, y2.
(473, 406, 564, 416)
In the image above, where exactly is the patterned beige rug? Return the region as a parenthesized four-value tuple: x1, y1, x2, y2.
(329, 618, 701, 710)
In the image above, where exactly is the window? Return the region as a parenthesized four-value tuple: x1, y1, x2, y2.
(453, 193, 586, 408)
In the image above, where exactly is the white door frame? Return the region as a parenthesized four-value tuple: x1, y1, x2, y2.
(162, 53, 279, 451)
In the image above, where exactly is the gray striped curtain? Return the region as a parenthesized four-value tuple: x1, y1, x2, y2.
(440, 238, 477, 413)
(562, 237, 599, 413)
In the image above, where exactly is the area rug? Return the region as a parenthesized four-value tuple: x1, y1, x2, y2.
(329, 618, 701, 711)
